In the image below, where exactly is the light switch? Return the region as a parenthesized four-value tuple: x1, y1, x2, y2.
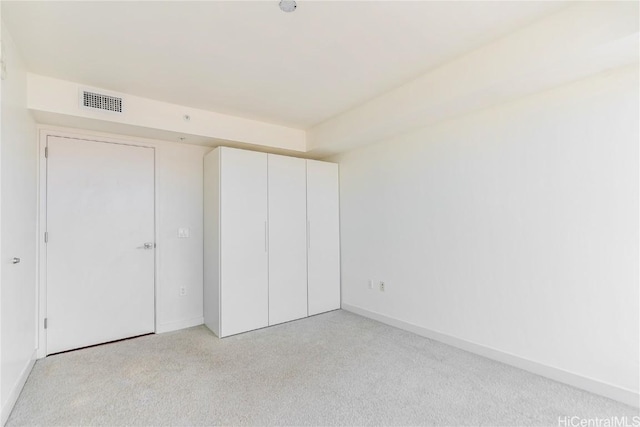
(178, 227, 190, 238)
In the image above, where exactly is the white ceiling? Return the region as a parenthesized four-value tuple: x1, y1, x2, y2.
(2, 1, 566, 129)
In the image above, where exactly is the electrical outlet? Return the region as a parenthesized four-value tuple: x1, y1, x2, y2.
(180, 287, 187, 296)
(379, 281, 385, 292)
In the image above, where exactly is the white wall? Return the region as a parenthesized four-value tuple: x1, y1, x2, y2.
(0, 10, 3, 422)
(0, 11, 3, 424)
(309, 2, 639, 157)
(332, 65, 639, 405)
(28, 74, 306, 153)
(0, 23, 38, 424)
(155, 140, 210, 333)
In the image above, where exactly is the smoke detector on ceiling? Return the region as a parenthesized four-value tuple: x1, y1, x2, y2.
(279, 1, 296, 13)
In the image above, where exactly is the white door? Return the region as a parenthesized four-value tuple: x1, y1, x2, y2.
(268, 154, 307, 325)
(220, 148, 268, 336)
(307, 160, 341, 315)
(46, 136, 155, 354)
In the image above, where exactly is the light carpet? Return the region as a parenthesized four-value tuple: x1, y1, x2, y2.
(7, 310, 638, 426)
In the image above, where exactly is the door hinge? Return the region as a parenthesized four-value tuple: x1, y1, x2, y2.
(44, 231, 48, 243)
(44, 318, 48, 329)
(45, 147, 48, 158)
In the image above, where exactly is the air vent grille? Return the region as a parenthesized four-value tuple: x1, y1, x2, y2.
(82, 91, 123, 113)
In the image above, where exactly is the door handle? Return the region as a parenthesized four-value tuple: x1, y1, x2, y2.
(139, 242, 154, 249)
(12, 257, 20, 264)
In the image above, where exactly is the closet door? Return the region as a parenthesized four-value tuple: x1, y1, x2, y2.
(268, 155, 308, 325)
(220, 148, 268, 336)
(307, 160, 341, 315)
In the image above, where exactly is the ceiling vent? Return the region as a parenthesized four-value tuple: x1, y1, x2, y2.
(80, 89, 123, 114)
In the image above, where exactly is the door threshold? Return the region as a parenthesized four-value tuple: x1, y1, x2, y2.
(47, 333, 154, 356)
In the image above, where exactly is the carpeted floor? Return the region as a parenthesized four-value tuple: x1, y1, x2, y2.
(7, 310, 638, 426)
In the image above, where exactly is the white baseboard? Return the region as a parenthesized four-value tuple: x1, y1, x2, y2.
(156, 316, 204, 334)
(342, 303, 639, 408)
(1, 350, 37, 426)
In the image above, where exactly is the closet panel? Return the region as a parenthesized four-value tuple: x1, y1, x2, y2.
(204, 149, 221, 336)
(307, 160, 341, 315)
(220, 148, 268, 336)
(268, 154, 308, 325)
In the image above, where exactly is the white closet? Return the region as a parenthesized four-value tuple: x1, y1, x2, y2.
(268, 154, 308, 326)
(204, 147, 340, 338)
(204, 148, 268, 337)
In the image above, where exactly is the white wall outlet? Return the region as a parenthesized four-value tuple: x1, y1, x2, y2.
(178, 227, 190, 238)
(180, 287, 186, 296)
(379, 281, 385, 292)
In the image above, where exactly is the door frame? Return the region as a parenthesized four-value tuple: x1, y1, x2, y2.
(37, 127, 159, 358)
